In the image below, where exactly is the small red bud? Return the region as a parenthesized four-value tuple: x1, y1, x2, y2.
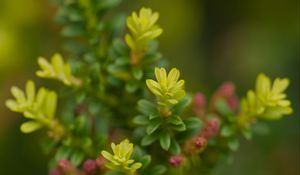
(193, 93, 206, 117)
(96, 156, 106, 170)
(169, 155, 185, 167)
(49, 168, 62, 175)
(194, 136, 207, 149)
(217, 82, 235, 98)
(201, 117, 220, 139)
(83, 159, 97, 173)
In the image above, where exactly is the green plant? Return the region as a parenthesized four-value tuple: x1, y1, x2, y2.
(5, 1, 293, 175)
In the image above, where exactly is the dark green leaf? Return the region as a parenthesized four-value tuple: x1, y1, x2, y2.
(141, 134, 158, 146)
(159, 132, 171, 150)
(171, 123, 186, 132)
(146, 119, 162, 135)
(125, 82, 138, 93)
(169, 139, 181, 155)
(149, 165, 167, 175)
(168, 115, 184, 125)
(228, 138, 240, 151)
(221, 125, 235, 137)
(133, 115, 149, 125)
(172, 94, 192, 114)
(61, 25, 85, 37)
(70, 150, 85, 166)
(137, 99, 156, 116)
(132, 67, 143, 80)
(184, 117, 203, 130)
(55, 146, 72, 161)
(216, 99, 233, 116)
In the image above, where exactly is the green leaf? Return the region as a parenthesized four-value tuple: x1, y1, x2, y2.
(159, 132, 171, 150)
(241, 127, 252, 140)
(146, 119, 162, 135)
(169, 139, 181, 155)
(141, 134, 157, 146)
(70, 150, 85, 166)
(20, 121, 43, 133)
(141, 155, 151, 168)
(216, 99, 232, 116)
(168, 115, 184, 125)
(132, 67, 143, 80)
(55, 146, 72, 161)
(98, 0, 122, 9)
(228, 138, 240, 151)
(172, 94, 192, 114)
(149, 114, 159, 120)
(184, 117, 203, 130)
(149, 165, 167, 175)
(61, 25, 85, 37)
(125, 82, 138, 93)
(133, 115, 149, 125)
(221, 125, 235, 137)
(137, 99, 156, 116)
(171, 123, 186, 132)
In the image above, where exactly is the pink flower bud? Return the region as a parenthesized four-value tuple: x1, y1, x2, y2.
(217, 82, 235, 98)
(83, 159, 97, 174)
(169, 155, 185, 167)
(49, 168, 62, 175)
(201, 117, 220, 139)
(227, 95, 239, 111)
(58, 159, 71, 170)
(193, 93, 206, 117)
(194, 136, 207, 149)
(96, 156, 106, 170)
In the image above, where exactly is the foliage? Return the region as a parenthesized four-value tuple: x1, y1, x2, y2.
(5, 1, 293, 175)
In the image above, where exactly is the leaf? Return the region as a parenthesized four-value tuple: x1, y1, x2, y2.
(141, 134, 157, 146)
(149, 165, 167, 175)
(216, 99, 232, 116)
(133, 115, 149, 125)
(20, 121, 43, 133)
(44, 91, 57, 119)
(55, 146, 72, 161)
(184, 117, 203, 130)
(141, 155, 151, 168)
(61, 24, 85, 37)
(221, 125, 235, 137)
(159, 132, 171, 150)
(132, 67, 143, 80)
(169, 139, 181, 155)
(125, 82, 138, 93)
(146, 119, 162, 135)
(172, 94, 192, 114)
(241, 128, 252, 140)
(171, 123, 186, 132)
(137, 99, 156, 116)
(228, 138, 240, 151)
(70, 150, 85, 166)
(168, 115, 183, 125)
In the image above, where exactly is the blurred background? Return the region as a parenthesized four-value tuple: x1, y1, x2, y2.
(0, 0, 299, 174)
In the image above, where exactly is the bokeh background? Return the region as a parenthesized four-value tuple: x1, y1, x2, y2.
(0, 0, 299, 174)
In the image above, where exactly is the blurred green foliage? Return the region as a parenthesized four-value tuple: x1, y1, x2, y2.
(0, 0, 298, 175)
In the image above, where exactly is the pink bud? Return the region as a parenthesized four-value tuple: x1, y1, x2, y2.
(96, 156, 106, 169)
(194, 136, 207, 149)
(193, 93, 206, 117)
(49, 168, 62, 175)
(83, 159, 97, 173)
(201, 117, 220, 139)
(227, 95, 239, 111)
(58, 159, 71, 169)
(217, 82, 235, 98)
(169, 155, 185, 167)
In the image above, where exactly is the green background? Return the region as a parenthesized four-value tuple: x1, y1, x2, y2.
(0, 0, 299, 174)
